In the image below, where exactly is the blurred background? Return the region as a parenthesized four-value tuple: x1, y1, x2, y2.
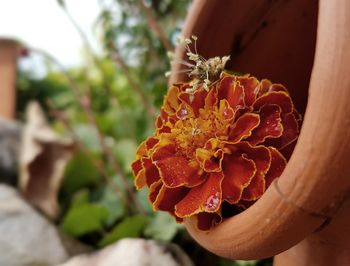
(0, 1, 271, 265)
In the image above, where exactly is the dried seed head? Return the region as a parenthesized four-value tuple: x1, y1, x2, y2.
(167, 35, 230, 93)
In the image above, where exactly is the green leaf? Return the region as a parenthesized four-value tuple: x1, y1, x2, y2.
(62, 151, 100, 195)
(73, 124, 101, 152)
(71, 189, 90, 208)
(144, 212, 183, 241)
(113, 138, 137, 173)
(99, 215, 148, 247)
(96, 186, 126, 226)
(234, 260, 259, 266)
(136, 188, 153, 214)
(62, 203, 109, 237)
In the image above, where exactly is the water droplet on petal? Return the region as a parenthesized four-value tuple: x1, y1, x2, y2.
(205, 192, 220, 211)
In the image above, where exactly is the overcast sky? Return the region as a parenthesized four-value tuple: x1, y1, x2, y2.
(0, 0, 102, 67)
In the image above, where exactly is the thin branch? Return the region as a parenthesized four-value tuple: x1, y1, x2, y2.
(58, 0, 156, 125)
(81, 91, 146, 214)
(137, 0, 173, 52)
(109, 44, 156, 124)
(47, 102, 130, 210)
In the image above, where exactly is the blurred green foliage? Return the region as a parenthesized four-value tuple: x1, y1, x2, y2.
(15, 0, 272, 265)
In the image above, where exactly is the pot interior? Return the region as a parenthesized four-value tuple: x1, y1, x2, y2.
(191, 0, 319, 115)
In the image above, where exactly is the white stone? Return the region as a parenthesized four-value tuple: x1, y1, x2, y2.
(0, 184, 69, 266)
(58, 238, 194, 266)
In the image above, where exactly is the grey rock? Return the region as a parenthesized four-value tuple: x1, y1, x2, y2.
(0, 184, 69, 266)
(0, 118, 21, 185)
(57, 238, 194, 266)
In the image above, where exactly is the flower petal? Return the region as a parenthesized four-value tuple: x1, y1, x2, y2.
(258, 79, 288, 96)
(153, 184, 189, 221)
(205, 85, 218, 108)
(141, 158, 161, 187)
(149, 180, 163, 204)
(258, 79, 272, 96)
(135, 137, 159, 159)
(132, 159, 146, 189)
(218, 99, 235, 121)
(154, 155, 204, 188)
(196, 147, 225, 172)
(234, 142, 271, 173)
(222, 154, 256, 204)
(145, 137, 159, 150)
(265, 147, 287, 188)
(269, 83, 288, 93)
(162, 85, 181, 116)
(254, 91, 293, 114)
(265, 112, 299, 149)
(176, 102, 194, 119)
(179, 89, 207, 116)
(196, 212, 222, 231)
(236, 75, 259, 106)
(247, 104, 283, 145)
(175, 172, 224, 217)
(135, 140, 147, 158)
(235, 143, 271, 201)
(229, 113, 260, 142)
(218, 76, 245, 110)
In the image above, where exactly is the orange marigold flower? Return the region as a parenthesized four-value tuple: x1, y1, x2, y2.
(132, 72, 301, 231)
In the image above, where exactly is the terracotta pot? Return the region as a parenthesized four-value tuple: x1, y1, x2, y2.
(0, 38, 20, 120)
(170, 0, 350, 265)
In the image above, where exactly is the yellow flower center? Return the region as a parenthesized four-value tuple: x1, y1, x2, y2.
(172, 105, 231, 158)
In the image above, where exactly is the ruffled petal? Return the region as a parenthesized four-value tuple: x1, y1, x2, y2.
(218, 76, 245, 110)
(135, 140, 147, 158)
(265, 147, 287, 188)
(152, 143, 175, 160)
(162, 85, 181, 116)
(254, 91, 293, 114)
(149, 180, 163, 204)
(179, 89, 207, 116)
(145, 137, 159, 150)
(153, 184, 189, 221)
(234, 143, 271, 201)
(141, 158, 161, 187)
(135, 137, 159, 159)
(222, 154, 256, 204)
(265, 112, 299, 149)
(258, 79, 288, 96)
(205, 85, 218, 108)
(229, 113, 260, 142)
(258, 79, 272, 96)
(132, 159, 146, 189)
(218, 99, 235, 121)
(269, 83, 288, 93)
(196, 212, 222, 231)
(196, 148, 225, 172)
(245, 168, 269, 200)
(175, 172, 224, 217)
(247, 104, 283, 145)
(155, 155, 204, 188)
(195, 138, 228, 172)
(176, 102, 194, 119)
(236, 75, 259, 107)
